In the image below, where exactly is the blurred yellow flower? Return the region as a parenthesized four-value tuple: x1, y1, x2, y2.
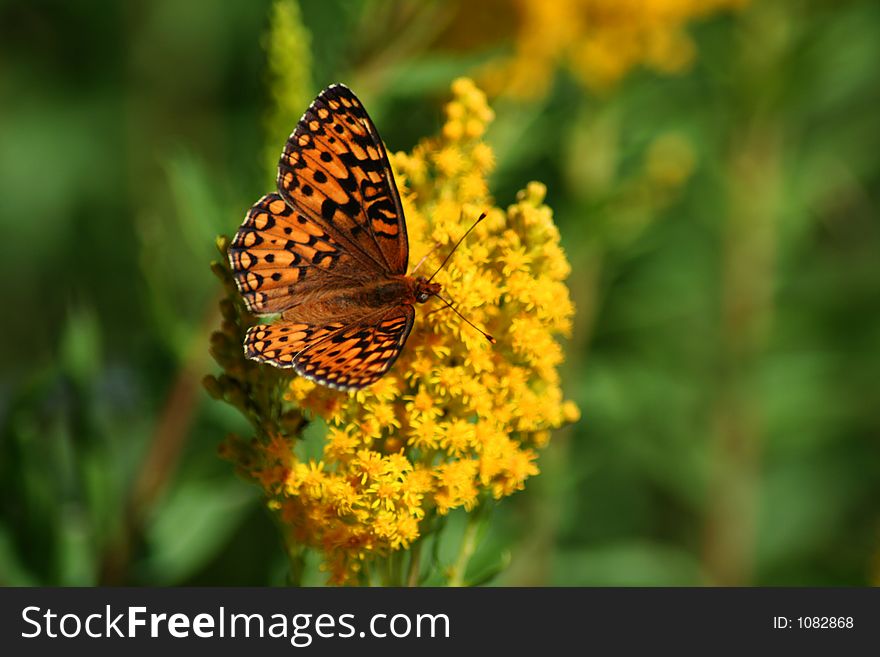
(229, 78, 576, 584)
(459, 0, 749, 98)
(645, 132, 697, 188)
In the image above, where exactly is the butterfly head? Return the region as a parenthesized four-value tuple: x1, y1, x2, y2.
(414, 277, 441, 303)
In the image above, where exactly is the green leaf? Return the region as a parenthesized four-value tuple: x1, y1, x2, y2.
(142, 480, 258, 584)
(552, 542, 704, 586)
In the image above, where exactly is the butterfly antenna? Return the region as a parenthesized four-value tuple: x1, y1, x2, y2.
(435, 294, 496, 344)
(426, 212, 487, 284)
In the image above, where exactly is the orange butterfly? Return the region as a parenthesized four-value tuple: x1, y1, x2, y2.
(228, 84, 490, 391)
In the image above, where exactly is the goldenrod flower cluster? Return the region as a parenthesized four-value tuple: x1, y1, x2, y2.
(480, 0, 748, 97)
(241, 78, 578, 585)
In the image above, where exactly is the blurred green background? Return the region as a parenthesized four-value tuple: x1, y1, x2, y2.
(2, 0, 879, 586)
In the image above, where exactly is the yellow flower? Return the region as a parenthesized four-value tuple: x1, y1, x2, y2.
(407, 415, 441, 451)
(353, 449, 386, 484)
(434, 146, 465, 177)
(323, 426, 359, 463)
(440, 419, 478, 457)
(393, 514, 420, 549)
(434, 459, 480, 515)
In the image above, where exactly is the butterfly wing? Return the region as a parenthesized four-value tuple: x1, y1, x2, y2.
(244, 321, 344, 367)
(244, 305, 415, 390)
(277, 83, 408, 276)
(294, 305, 415, 389)
(229, 193, 368, 314)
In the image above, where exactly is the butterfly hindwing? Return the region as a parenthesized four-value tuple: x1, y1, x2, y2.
(292, 305, 415, 390)
(229, 193, 362, 314)
(243, 307, 414, 390)
(277, 83, 409, 276)
(243, 321, 345, 367)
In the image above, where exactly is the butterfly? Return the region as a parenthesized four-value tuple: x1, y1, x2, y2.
(228, 84, 488, 391)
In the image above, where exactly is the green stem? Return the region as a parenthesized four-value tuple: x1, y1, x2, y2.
(406, 539, 423, 587)
(380, 554, 390, 586)
(448, 506, 483, 587)
(702, 8, 782, 585)
(287, 549, 306, 587)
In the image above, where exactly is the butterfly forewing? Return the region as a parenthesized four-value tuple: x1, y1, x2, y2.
(277, 83, 408, 275)
(228, 194, 360, 314)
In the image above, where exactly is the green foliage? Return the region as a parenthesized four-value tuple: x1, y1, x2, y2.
(264, 0, 314, 181)
(2, 0, 879, 585)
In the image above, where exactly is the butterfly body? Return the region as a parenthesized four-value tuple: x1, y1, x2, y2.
(228, 84, 441, 391)
(278, 275, 439, 326)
